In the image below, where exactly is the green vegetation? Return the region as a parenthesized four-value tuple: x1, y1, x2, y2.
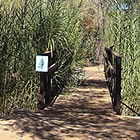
(2, 0, 139, 117)
(0, 0, 98, 116)
(105, 0, 140, 116)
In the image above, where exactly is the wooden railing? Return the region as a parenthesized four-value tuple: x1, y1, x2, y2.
(38, 51, 58, 110)
(104, 47, 121, 115)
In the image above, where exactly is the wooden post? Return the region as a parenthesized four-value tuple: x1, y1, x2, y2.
(37, 51, 51, 109)
(44, 52, 51, 105)
(114, 56, 121, 114)
(44, 73, 51, 104)
(38, 72, 46, 109)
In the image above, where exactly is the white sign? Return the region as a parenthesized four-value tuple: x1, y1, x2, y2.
(36, 55, 48, 72)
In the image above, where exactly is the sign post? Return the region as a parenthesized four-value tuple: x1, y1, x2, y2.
(36, 51, 51, 109)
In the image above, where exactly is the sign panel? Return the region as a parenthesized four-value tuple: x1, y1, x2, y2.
(36, 55, 48, 72)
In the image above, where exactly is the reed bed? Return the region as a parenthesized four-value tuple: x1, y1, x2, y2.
(0, 0, 96, 116)
(106, 1, 140, 116)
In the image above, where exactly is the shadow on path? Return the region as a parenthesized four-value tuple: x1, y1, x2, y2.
(0, 65, 140, 140)
(81, 79, 107, 88)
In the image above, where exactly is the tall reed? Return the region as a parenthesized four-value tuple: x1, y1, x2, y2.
(106, 1, 140, 116)
(0, 0, 92, 116)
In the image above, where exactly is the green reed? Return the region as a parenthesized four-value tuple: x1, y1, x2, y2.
(0, 0, 92, 116)
(106, 1, 140, 116)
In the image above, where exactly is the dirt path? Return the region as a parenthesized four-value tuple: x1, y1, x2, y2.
(0, 65, 140, 140)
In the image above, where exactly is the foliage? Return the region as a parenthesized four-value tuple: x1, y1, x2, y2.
(79, 0, 101, 63)
(105, 0, 140, 116)
(0, 0, 93, 116)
